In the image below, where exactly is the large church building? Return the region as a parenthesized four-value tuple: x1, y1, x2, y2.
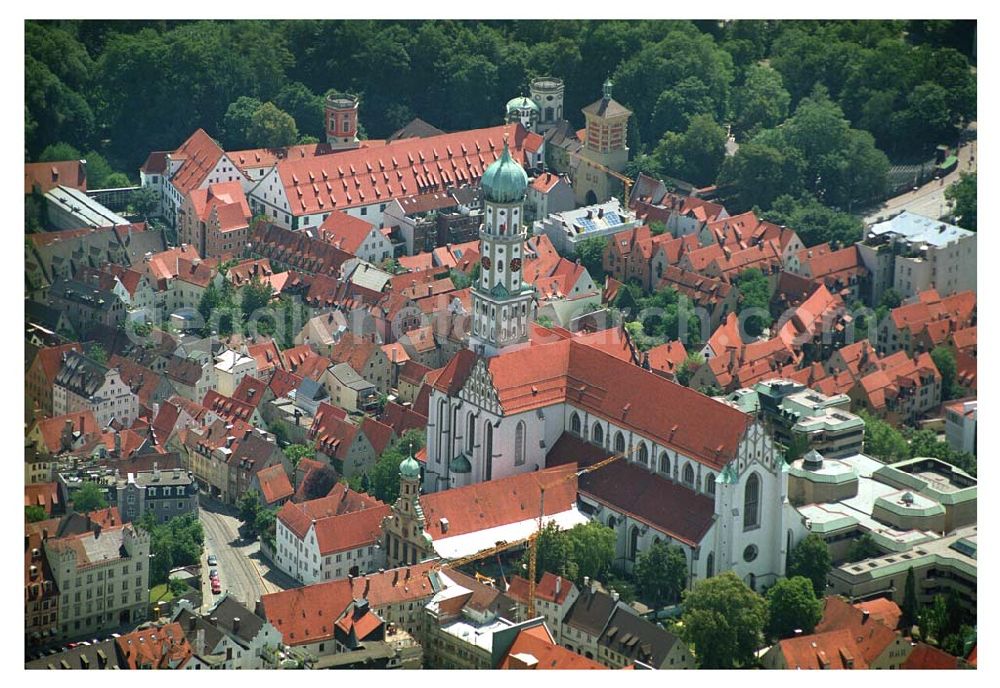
(420, 137, 802, 591)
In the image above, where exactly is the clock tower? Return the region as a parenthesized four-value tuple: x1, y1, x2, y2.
(469, 138, 536, 358)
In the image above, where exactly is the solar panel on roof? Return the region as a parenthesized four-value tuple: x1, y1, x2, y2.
(604, 212, 622, 225)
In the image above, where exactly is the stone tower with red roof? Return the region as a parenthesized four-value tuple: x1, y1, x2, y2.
(325, 92, 360, 150)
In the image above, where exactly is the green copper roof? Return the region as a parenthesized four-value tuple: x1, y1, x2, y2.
(506, 96, 539, 112)
(449, 453, 473, 474)
(481, 141, 528, 204)
(400, 453, 421, 479)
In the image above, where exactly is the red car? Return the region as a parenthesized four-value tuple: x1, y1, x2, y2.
(211, 579, 221, 594)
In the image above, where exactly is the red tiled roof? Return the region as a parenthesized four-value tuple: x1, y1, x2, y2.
(228, 142, 336, 171)
(317, 210, 377, 254)
(269, 368, 304, 398)
(116, 623, 193, 669)
(420, 465, 579, 540)
(232, 375, 268, 409)
(853, 597, 902, 630)
(507, 571, 573, 606)
(776, 628, 868, 669)
(313, 504, 391, 556)
(308, 404, 359, 460)
(202, 390, 255, 423)
(168, 129, 225, 195)
(250, 222, 355, 279)
(25, 160, 86, 194)
(188, 181, 250, 224)
(547, 434, 715, 546)
(140, 151, 168, 176)
(361, 416, 395, 456)
(247, 338, 284, 374)
(901, 642, 959, 669)
(646, 340, 688, 376)
(272, 123, 540, 216)
(814, 596, 899, 664)
(260, 563, 437, 646)
(951, 326, 976, 353)
(530, 171, 564, 194)
(25, 482, 62, 514)
(499, 626, 606, 670)
(32, 343, 84, 385)
(398, 253, 435, 272)
(256, 464, 294, 505)
(328, 332, 381, 373)
(379, 401, 428, 436)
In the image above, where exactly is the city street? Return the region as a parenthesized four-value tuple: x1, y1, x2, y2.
(863, 125, 977, 225)
(198, 497, 298, 612)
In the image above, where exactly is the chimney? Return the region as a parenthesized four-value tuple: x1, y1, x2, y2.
(555, 576, 562, 596)
(590, 580, 597, 596)
(611, 589, 620, 602)
(114, 431, 122, 457)
(861, 609, 870, 624)
(233, 617, 241, 634)
(93, 523, 102, 538)
(440, 517, 449, 534)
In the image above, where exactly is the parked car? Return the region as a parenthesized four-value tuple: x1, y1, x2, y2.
(207, 554, 218, 566)
(211, 579, 222, 594)
(209, 569, 219, 579)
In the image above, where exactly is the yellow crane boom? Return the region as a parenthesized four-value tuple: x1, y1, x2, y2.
(566, 149, 634, 208)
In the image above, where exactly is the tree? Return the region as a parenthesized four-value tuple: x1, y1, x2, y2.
(786, 533, 831, 597)
(762, 194, 863, 248)
(576, 236, 608, 283)
(247, 101, 299, 148)
(241, 277, 274, 319)
(274, 81, 325, 140)
(87, 343, 109, 365)
(26, 505, 47, 523)
(564, 521, 616, 584)
(846, 533, 882, 562)
(682, 571, 767, 668)
(255, 507, 279, 550)
(238, 490, 262, 526)
(878, 288, 903, 310)
(901, 566, 919, 628)
(733, 64, 791, 138)
(73, 481, 108, 512)
(783, 432, 811, 463)
(301, 465, 338, 500)
(649, 76, 716, 136)
(717, 142, 805, 212)
(736, 268, 773, 336)
(529, 522, 577, 582)
(138, 512, 204, 586)
(676, 352, 704, 387)
(858, 410, 910, 462)
(946, 172, 976, 231)
(930, 346, 960, 400)
(635, 540, 688, 607)
(130, 186, 160, 220)
(198, 282, 222, 324)
(766, 576, 824, 639)
(653, 113, 727, 187)
(38, 142, 82, 162)
(283, 444, 314, 472)
(222, 96, 264, 150)
(362, 429, 426, 505)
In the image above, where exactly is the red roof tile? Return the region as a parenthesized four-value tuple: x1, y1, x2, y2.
(776, 628, 868, 669)
(116, 623, 193, 669)
(901, 642, 959, 669)
(256, 464, 294, 505)
(499, 626, 606, 670)
(852, 597, 902, 630)
(168, 129, 226, 195)
(507, 571, 573, 606)
(317, 210, 378, 254)
(25, 160, 86, 194)
(814, 596, 899, 664)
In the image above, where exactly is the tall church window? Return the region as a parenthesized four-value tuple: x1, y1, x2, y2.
(570, 412, 581, 435)
(683, 463, 695, 487)
(705, 473, 716, 496)
(637, 442, 649, 466)
(629, 526, 640, 561)
(514, 421, 526, 466)
(660, 452, 670, 475)
(466, 413, 476, 454)
(484, 423, 494, 481)
(436, 399, 447, 463)
(744, 473, 760, 529)
(593, 423, 604, 446)
(614, 431, 625, 454)
(706, 552, 715, 579)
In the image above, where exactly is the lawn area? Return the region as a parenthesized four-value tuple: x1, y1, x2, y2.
(149, 580, 192, 605)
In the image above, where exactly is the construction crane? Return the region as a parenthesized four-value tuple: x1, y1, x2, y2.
(566, 148, 634, 209)
(433, 449, 627, 618)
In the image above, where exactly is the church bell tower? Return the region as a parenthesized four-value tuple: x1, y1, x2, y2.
(469, 137, 536, 358)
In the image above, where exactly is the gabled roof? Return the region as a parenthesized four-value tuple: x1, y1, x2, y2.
(188, 181, 250, 224)
(308, 404, 361, 460)
(202, 390, 255, 423)
(547, 434, 715, 546)
(814, 596, 899, 664)
(270, 123, 539, 217)
(317, 210, 378, 254)
(329, 332, 382, 372)
(420, 465, 578, 541)
(256, 464, 293, 505)
(776, 628, 868, 669)
(30, 342, 83, 384)
(360, 416, 395, 456)
(379, 401, 428, 436)
(507, 571, 574, 606)
(312, 504, 391, 556)
(168, 129, 226, 195)
(563, 585, 617, 637)
(116, 623, 193, 669)
(498, 625, 606, 670)
(25, 160, 86, 194)
(900, 642, 959, 669)
(853, 597, 902, 630)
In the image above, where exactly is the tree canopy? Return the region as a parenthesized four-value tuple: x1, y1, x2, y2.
(766, 576, 824, 640)
(635, 540, 688, 607)
(786, 533, 831, 597)
(138, 512, 204, 586)
(528, 520, 616, 586)
(73, 481, 108, 512)
(682, 571, 767, 669)
(945, 172, 976, 231)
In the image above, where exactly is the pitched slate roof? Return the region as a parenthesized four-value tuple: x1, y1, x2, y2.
(54, 350, 109, 400)
(547, 434, 716, 546)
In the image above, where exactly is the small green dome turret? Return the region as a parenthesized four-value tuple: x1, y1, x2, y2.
(481, 140, 528, 204)
(506, 95, 539, 113)
(400, 453, 421, 479)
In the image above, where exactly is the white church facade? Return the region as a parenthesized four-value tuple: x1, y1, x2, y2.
(419, 140, 803, 591)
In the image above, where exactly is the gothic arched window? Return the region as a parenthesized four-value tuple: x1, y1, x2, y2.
(744, 473, 761, 529)
(466, 413, 476, 455)
(436, 399, 447, 464)
(660, 452, 670, 475)
(614, 431, 626, 454)
(683, 463, 695, 487)
(705, 473, 716, 496)
(570, 412, 581, 435)
(629, 526, 640, 561)
(706, 552, 715, 579)
(514, 421, 526, 466)
(637, 442, 649, 466)
(592, 423, 604, 446)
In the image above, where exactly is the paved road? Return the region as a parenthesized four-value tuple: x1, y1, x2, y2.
(863, 127, 977, 225)
(198, 497, 298, 612)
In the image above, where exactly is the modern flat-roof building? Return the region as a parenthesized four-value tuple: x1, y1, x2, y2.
(857, 211, 976, 304)
(533, 199, 640, 256)
(44, 186, 129, 231)
(944, 398, 977, 456)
